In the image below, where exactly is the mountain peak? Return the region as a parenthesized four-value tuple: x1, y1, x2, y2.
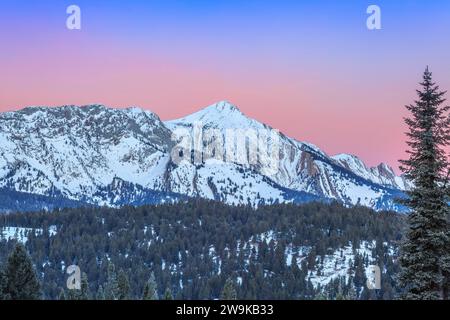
(0, 103, 408, 212)
(332, 153, 367, 168)
(375, 162, 396, 176)
(165, 100, 263, 130)
(206, 100, 240, 113)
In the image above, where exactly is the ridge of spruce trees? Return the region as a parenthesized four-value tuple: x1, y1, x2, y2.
(398, 67, 450, 300)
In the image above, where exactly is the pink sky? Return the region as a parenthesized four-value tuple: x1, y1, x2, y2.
(0, 38, 441, 172)
(1, 1, 450, 172)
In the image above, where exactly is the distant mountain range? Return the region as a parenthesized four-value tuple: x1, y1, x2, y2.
(0, 101, 410, 213)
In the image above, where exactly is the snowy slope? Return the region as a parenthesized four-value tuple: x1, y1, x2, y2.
(0, 105, 173, 207)
(166, 101, 408, 210)
(0, 102, 408, 211)
(332, 154, 411, 190)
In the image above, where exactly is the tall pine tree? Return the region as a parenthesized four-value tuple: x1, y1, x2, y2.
(67, 272, 90, 300)
(117, 270, 130, 300)
(398, 67, 450, 300)
(80, 272, 91, 300)
(58, 288, 66, 300)
(4, 244, 41, 300)
(164, 287, 173, 300)
(142, 272, 158, 300)
(220, 277, 237, 300)
(0, 268, 9, 300)
(104, 262, 119, 300)
(96, 285, 106, 300)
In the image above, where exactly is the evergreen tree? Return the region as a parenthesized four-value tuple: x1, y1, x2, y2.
(314, 292, 327, 300)
(96, 285, 106, 300)
(79, 272, 90, 300)
(347, 279, 357, 300)
(67, 272, 90, 300)
(164, 287, 173, 300)
(335, 280, 345, 300)
(142, 272, 158, 300)
(0, 268, 9, 300)
(0, 198, 407, 300)
(398, 67, 450, 300)
(117, 270, 130, 300)
(220, 277, 237, 300)
(58, 288, 66, 300)
(104, 262, 119, 300)
(67, 289, 76, 300)
(4, 244, 41, 300)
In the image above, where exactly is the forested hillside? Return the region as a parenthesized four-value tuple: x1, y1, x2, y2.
(0, 200, 406, 300)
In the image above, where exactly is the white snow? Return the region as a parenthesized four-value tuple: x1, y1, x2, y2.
(307, 241, 376, 288)
(332, 153, 409, 191)
(0, 102, 408, 211)
(0, 226, 57, 243)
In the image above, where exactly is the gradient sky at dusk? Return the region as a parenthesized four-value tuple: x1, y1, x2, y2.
(1, 0, 450, 171)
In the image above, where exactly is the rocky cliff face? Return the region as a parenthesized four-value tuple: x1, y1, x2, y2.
(0, 101, 408, 212)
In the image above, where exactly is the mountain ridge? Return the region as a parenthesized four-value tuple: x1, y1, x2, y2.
(0, 101, 409, 212)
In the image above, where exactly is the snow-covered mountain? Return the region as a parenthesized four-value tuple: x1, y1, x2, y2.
(166, 101, 408, 210)
(0, 105, 177, 210)
(332, 154, 411, 190)
(0, 101, 408, 212)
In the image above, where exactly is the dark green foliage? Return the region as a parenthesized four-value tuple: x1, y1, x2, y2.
(164, 287, 173, 300)
(398, 68, 450, 300)
(104, 262, 119, 300)
(3, 244, 41, 300)
(220, 277, 237, 300)
(80, 272, 91, 300)
(0, 200, 405, 300)
(314, 292, 327, 300)
(67, 272, 90, 300)
(96, 285, 105, 300)
(143, 272, 159, 300)
(58, 288, 66, 300)
(117, 270, 130, 300)
(0, 268, 9, 300)
(347, 280, 357, 300)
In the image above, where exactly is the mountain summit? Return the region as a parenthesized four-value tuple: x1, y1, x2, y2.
(0, 102, 408, 212)
(166, 100, 263, 131)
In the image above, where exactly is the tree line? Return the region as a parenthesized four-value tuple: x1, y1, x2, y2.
(0, 199, 405, 300)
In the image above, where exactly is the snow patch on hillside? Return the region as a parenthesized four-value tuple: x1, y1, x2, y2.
(307, 241, 375, 288)
(0, 226, 58, 243)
